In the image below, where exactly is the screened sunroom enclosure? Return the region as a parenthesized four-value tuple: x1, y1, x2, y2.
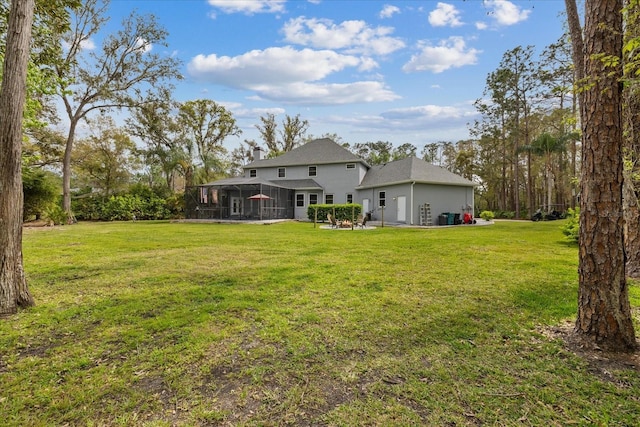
(185, 178, 295, 220)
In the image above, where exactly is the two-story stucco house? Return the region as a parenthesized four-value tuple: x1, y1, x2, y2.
(185, 138, 476, 225)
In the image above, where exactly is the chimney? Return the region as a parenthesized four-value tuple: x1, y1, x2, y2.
(253, 147, 264, 161)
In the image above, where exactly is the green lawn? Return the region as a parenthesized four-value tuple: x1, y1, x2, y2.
(1, 220, 639, 426)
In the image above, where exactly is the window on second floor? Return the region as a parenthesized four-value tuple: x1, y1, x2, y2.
(379, 191, 386, 207)
(278, 167, 286, 178)
(346, 163, 356, 170)
(249, 169, 257, 177)
(308, 166, 317, 177)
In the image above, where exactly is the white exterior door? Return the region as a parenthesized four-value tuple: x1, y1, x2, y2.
(231, 197, 242, 216)
(363, 199, 370, 216)
(397, 196, 406, 222)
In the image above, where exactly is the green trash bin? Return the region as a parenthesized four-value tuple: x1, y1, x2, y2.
(447, 212, 455, 225)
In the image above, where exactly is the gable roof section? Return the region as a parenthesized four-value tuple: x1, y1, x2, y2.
(274, 179, 323, 190)
(357, 156, 476, 189)
(245, 138, 366, 169)
(202, 176, 322, 190)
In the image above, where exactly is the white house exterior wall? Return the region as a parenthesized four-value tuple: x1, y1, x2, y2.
(206, 140, 476, 223)
(357, 183, 474, 224)
(412, 185, 474, 224)
(256, 162, 363, 219)
(355, 185, 410, 223)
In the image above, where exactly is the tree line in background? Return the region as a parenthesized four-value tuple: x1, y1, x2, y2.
(15, 0, 588, 226)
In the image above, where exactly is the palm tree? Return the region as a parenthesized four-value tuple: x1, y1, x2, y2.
(521, 133, 567, 213)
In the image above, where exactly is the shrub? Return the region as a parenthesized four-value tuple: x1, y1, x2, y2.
(72, 187, 175, 221)
(101, 194, 141, 221)
(22, 168, 59, 221)
(480, 210, 495, 221)
(44, 204, 68, 225)
(308, 204, 362, 221)
(72, 195, 103, 220)
(495, 210, 515, 219)
(164, 192, 185, 218)
(561, 207, 579, 243)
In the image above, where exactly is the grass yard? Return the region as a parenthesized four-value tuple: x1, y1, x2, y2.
(1, 220, 639, 426)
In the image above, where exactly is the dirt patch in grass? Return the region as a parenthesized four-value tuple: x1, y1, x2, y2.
(543, 320, 640, 386)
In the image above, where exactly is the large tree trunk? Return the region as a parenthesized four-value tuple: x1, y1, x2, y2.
(623, 170, 640, 278)
(623, 0, 640, 279)
(0, 0, 36, 316)
(623, 91, 640, 278)
(574, 0, 636, 351)
(62, 118, 78, 223)
(564, 0, 584, 209)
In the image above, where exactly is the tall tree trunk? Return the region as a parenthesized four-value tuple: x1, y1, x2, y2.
(623, 166, 640, 278)
(62, 118, 78, 223)
(565, 0, 585, 209)
(513, 140, 520, 219)
(623, 0, 640, 279)
(574, 0, 636, 351)
(526, 150, 533, 214)
(0, 0, 36, 316)
(623, 86, 640, 277)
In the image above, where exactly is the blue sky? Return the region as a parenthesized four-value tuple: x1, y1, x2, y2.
(103, 0, 568, 153)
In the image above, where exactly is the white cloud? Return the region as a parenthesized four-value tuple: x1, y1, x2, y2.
(325, 103, 478, 142)
(379, 5, 400, 19)
(282, 17, 405, 56)
(253, 81, 400, 105)
(241, 107, 287, 117)
(135, 38, 153, 53)
(429, 3, 463, 28)
(82, 38, 96, 50)
(61, 37, 96, 51)
(189, 47, 360, 84)
(187, 46, 399, 104)
(402, 36, 480, 73)
(379, 104, 478, 133)
(383, 105, 467, 121)
(207, 0, 285, 15)
(475, 21, 488, 30)
(485, 0, 530, 26)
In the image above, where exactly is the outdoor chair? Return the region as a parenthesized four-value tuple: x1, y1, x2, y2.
(358, 215, 368, 229)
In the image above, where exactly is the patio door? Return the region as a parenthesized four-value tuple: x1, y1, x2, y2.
(231, 197, 243, 216)
(397, 196, 406, 222)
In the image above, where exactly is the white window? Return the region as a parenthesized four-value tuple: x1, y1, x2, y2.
(309, 193, 318, 205)
(325, 194, 334, 204)
(308, 166, 317, 177)
(296, 194, 305, 207)
(346, 193, 353, 203)
(249, 169, 257, 177)
(346, 163, 356, 170)
(278, 167, 286, 178)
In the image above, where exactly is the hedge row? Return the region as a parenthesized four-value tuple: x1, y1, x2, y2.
(72, 187, 184, 221)
(307, 203, 362, 222)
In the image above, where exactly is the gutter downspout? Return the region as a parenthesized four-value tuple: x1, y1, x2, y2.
(410, 181, 415, 225)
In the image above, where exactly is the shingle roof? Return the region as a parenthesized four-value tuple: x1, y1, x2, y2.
(246, 138, 366, 168)
(357, 156, 476, 189)
(202, 176, 322, 190)
(272, 179, 323, 190)
(202, 176, 274, 187)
